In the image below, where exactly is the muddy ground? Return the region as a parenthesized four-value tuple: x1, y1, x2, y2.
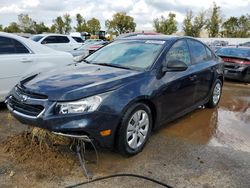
(0, 81, 249, 188)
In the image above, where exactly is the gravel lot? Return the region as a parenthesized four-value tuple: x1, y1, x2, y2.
(0, 81, 249, 188)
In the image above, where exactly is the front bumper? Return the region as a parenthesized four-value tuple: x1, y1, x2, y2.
(5, 90, 120, 149)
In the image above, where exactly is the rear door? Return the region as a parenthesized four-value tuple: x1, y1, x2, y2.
(157, 39, 197, 122)
(187, 39, 215, 104)
(41, 36, 58, 50)
(0, 36, 32, 100)
(54, 36, 72, 51)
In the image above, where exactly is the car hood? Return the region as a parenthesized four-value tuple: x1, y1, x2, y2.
(20, 63, 142, 101)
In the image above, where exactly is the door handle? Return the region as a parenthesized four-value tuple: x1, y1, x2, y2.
(20, 58, 32, 63)
(189, 75, 197, 81)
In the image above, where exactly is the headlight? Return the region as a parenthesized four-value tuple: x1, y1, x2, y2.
(56, 95, 102, 114)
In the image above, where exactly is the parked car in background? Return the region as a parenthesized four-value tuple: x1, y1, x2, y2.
(0, 32, 74, 102)
(30, 34, 82, 52)
(209, 40, 229, 52)
(216, 47, 250, 82)
(70, 41, 109, 62)
(84, 39, 103, 44)
(6, 35, 223, 156)
(239, 41, 250, 47)
(87, 41, 109, 54)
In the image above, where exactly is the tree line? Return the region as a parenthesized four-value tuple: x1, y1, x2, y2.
(0, 12, 136, 35)
(154, 2, 250, 38)
(0, 2, 249, 38)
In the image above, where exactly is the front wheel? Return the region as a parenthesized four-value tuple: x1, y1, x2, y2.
(206, 79, 222, 108)
(117, 103, 152, 156)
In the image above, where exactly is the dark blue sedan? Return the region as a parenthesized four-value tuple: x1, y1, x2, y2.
(5, 35, 224, 156)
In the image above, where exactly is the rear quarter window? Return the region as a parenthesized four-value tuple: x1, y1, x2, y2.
(205, 47, 214, 60)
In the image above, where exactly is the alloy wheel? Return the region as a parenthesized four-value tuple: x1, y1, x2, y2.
(213, 82, 221, 105)
(126, 110, 149, 149)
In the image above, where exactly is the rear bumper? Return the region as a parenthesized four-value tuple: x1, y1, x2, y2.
(224, 65, 250, 82)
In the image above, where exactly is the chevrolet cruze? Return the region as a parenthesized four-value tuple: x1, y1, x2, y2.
(5, 36, 224, 156)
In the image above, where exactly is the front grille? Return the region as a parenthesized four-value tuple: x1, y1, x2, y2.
(8, 96, 44, 117)
(16, 85, 48, 100)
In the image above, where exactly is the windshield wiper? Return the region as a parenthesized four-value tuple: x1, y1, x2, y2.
(94, 63, 133, 70)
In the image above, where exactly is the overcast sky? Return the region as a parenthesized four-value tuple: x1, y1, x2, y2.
(0, 0, 250, 31)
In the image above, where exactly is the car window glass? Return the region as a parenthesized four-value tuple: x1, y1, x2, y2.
(187, 40, 207, 64)
(42, 36, 57, 44)
(13, 39, 30, 53)
(86, 40, 164, 70)
(72, 37, 84, 43)
(165, 40, 191, 65)
(0, 36, 15, 54)
(30, 35, 44, 42)
(56, 36, 70, 43)
(206, 47, 214, 60)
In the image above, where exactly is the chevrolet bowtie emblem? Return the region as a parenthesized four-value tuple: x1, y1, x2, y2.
(20, 94, 28, 102)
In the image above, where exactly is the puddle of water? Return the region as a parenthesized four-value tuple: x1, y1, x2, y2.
(161, 82, 250, 152)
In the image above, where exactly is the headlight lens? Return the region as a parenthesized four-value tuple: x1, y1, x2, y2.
(56, 95, 102, 114)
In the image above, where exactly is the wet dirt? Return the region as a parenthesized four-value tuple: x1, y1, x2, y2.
(0, 81, 249, 188)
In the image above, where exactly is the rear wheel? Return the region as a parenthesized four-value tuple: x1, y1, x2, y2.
(117, 103, 152, 156)
(206, 79, 222, 108)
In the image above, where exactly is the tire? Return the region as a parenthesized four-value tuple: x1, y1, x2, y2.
(117, 103, 152, 156)
(206, 79, 222, 108)
(243, 72, 250, 83)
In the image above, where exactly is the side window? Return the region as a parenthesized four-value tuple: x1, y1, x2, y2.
(0, 36, 15, 54)
(165, 40, 191, 65)
(56, 36, 70, 43)
(187, 40, 207, 64)
(13, 39, 30, 54)
(72, 37, 84, 43)
(41, 36, 57, 44)
(205, 47, 214, 60)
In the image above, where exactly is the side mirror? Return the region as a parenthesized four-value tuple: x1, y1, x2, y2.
(163, 60, 188, 72)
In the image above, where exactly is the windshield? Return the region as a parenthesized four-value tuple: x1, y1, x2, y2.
(30, 35, 44, 42)
(85, 40, 165, 70)
(216, 48, 250, 58)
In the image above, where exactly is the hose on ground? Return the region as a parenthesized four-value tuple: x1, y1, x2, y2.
(65, 173, 173, 188)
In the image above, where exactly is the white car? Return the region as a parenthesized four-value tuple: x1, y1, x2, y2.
(30, 34, 82, 52)
(0, 32, 74, 102)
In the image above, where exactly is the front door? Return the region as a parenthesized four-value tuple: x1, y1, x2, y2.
(156, 39, 197, 123)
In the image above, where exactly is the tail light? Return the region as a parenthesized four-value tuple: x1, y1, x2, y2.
(222, 57, 250, 65)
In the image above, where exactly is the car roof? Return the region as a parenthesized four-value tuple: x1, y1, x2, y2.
(33, 33, 71, 37)
(118, 34, 186, 41)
